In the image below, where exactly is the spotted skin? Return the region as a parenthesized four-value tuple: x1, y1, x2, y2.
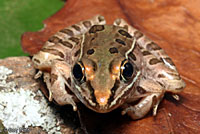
(32, 15, 185, 120)
(114, 18, 185, 119)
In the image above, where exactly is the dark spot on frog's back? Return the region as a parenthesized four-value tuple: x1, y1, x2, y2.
(115, 39, 126, 46)
(42, 48, 64, 58)
(90, 37, 95, 42)
(128, 53, 136, 61)
(74, 49, 81, 57)
(98, 15, 105, 22)
(48, 36, 61, 43)
(89, 25, 105, 33)
(149, 58, 162, 65)
(134, 31, 143, 40)
(60, 41, 73, 48)
(146, 42, 161, 51)
(123, 25, 128, 30)
(33, 58, 41, 64)
(142, 50, 151, 56)
(69, 37, 80, 44)
(83, 21, 92, 28)
(60, 29, 74, 36)
(87, 49, 95, 55)
(109, 47, 118, 54)
(71, 24, 81, 32)
(118, 29, 132, 38)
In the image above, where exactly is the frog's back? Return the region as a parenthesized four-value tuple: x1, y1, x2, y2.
(82, 25, 135, 60)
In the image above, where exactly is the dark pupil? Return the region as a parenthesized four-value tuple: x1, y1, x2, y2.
(122, 62, 133, 79)
(73, 63, 83, 81)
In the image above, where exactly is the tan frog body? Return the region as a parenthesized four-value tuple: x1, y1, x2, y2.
(32, 15, 185, 119)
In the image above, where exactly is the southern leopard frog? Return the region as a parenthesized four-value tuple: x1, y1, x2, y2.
(32, 15, 185, 119)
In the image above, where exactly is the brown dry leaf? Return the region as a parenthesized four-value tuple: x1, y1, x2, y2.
(21, 0, 200, 134)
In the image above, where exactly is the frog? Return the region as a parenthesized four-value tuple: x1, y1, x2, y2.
(32, 15, 185, 119)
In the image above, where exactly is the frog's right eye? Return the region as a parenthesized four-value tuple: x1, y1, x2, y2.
(120, 59, 134, 82)
(73, 62, 85, 83)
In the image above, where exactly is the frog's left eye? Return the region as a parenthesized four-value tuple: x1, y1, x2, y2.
(73, 62, 85, 82)
(120, 60, 134, 81)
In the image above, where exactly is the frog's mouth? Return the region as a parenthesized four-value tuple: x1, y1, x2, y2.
(73, 80, 117, 113)
(78, 80, 129, 113)
(78, 71, 141, 113)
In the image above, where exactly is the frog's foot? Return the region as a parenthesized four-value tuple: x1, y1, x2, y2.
(34, 70, 43, 79)
(43, 72, 53, 101)
(122, 94, 162, 119)
(44, 60, 77, 111)
(122, 79, 165, 120)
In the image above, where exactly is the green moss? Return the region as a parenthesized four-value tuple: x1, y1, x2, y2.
(0, 0, 64, 58)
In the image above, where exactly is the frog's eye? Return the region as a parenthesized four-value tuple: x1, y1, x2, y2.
(120, 60, 134, 81)
(73, 62, 85, 82)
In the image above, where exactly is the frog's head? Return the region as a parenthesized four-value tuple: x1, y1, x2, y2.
(71, 25, 140, 113)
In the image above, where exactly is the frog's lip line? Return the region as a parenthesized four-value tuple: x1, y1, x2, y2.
(110, 71, 141, 107)
(85, 102, 119, 113)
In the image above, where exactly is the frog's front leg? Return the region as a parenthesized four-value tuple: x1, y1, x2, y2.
(122, 79, 165, 120)
(44, 60, 77, 111)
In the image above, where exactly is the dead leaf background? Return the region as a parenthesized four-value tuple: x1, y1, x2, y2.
(21, 0, 200, 134)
